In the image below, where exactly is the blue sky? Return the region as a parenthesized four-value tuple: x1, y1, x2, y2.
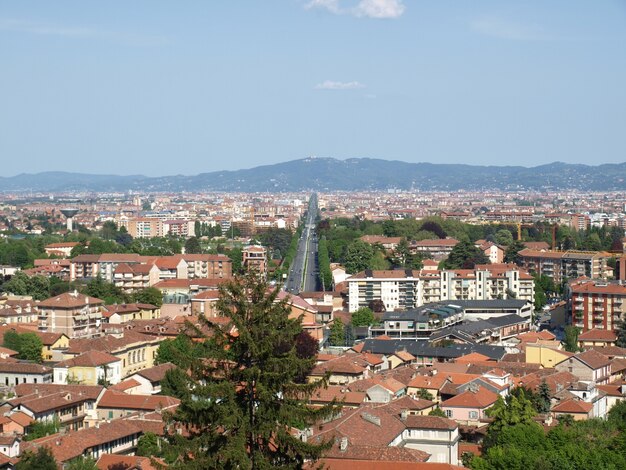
(1, 0, 625, 176)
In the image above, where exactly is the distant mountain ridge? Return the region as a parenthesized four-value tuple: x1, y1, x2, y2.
(1, 158, 625, 192)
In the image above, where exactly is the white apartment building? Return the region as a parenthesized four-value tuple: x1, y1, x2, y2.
(347, 264, 534, 313)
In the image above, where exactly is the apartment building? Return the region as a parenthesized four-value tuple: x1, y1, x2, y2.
(163, 219, 195, 237)
(518, 249, 610, 285)
(369, 304, 464, 339)
(242, 245, 267, 278)
(113, 263, 161, 293)
(181, 253, 232, 279)
(347, 265, 534, 313)
(38, 291, 103, 339)
(570, 279, 626, 332)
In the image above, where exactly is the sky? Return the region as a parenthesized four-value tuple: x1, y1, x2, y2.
(1, 0, 625, 177)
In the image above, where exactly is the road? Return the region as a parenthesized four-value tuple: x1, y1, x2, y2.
(285, 194, 319, 294)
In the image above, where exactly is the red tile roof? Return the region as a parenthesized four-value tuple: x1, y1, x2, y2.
(97, 390, 179, 411)
(38, 291, 103, 308)
(441, 386, 499, 409)
(552, 399, 593, 414)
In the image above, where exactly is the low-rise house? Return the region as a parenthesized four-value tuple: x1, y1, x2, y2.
(0, 411, 32, 435)
(308, 386, 367, 409)
(0, 435, 19, 458)
(102, 303, 161, 324)
(62, 330, 164, 379)
(0, 361, 52, 387)
(555, 350, 612, 385)
(525, 343, 574, 368)
(20, 419, 144, 464)
(97, 454, 161, 470)
(577, 329, 617, 349)
(0, 347, 17, 360)
(44, 242, 79, 258)
(7, 383, 104, 431)
(309, 403, 460, 465)
(349, 377, 407, 403)
(552, 398, 594, 421)
(277, 291, 325, 342)
(380, 350, 416, 369)
(96, 390, 179, 420)
(0, 325, 70, 362)
(127, 363, 175, 395)
(597, 383, 626, 411)
(407, 375, 451, 403)
(53, 351, 122, 386)
(440, 386, 499, 426)
(562, 381, 608, 419)
(308, 354, 385, 385)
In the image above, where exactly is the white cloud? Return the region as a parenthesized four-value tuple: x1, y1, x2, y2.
(353, 0, 405, 19)
(305, 0, 341, 15)
(315, 80, 366, 90)
(305, 0, 405, 19)
(470, 16, 549, 41)
(0, 18, 168, 45)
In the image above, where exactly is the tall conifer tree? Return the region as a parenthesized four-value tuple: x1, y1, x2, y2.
(163, 274, 338, 469)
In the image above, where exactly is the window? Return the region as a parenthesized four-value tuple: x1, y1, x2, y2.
(469, 411, 478, 419)
(445, 410, 452, 418)
(108, 411, 113, 419)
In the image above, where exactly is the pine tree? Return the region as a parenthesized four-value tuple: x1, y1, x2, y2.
(163, 274, 338, 469)
(616, 320, 626, 348)
(537, 380, 551, 413)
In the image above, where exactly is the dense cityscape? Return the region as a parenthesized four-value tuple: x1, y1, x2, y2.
(2, 1, 625, 469)
(0, 183, 625, 468)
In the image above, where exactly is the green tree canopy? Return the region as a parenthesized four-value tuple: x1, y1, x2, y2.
(15, 446, 57, 470)
(351, 307, 376, 327)
(65, 456, 98, 470)
(184, 236, 202, 254)
(2, 330, 43, 363)
(443, 240, 490, 269)
(344, 240, 374, 274)
(132, 286, 163, 307)
(329, 318, 345, 346)
(563, 325, 580, 353)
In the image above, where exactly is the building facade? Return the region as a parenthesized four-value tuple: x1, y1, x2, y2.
(570, 279, 626, 332)
(38, 291, 103, 339)
(347, 265, 534, 313)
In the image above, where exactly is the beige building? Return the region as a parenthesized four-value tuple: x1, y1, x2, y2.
(62, 330, 164, 378)
(102, 303, 161, 324)
(38, 291, 103, 339)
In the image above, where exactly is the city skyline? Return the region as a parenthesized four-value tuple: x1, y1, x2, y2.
(1, 0, 625, 177)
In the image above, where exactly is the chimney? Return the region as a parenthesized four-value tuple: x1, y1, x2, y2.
(400, 409, 408, 421)
(340, 437, 348, 451)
